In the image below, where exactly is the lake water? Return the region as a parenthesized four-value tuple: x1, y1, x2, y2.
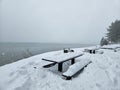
(0, 43, 94, 66)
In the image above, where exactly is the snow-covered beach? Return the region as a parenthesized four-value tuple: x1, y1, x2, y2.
(0, 44, 120, 90)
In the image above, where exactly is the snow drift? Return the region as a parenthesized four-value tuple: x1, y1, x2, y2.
(0, 45, 120, 90)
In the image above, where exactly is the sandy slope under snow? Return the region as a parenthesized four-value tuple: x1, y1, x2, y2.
(0, 45, 120, 90)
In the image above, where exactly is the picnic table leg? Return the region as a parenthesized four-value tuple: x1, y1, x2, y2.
(93, 50, 95, 54)
(58, 62, 63, 72)
(90, 50, 92, 53)
(71, 58, 75, 64)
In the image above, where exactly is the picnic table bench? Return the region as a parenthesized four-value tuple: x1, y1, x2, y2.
(62, 59, 92, 80)
(42, 52, 84, 72)
(101, 46, 120, 52)
(42, 62, 57, 68)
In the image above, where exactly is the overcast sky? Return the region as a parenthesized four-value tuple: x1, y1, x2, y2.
(0, 0, 120, 44)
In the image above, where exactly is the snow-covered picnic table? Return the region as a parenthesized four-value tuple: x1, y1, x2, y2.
(42, 51, 84, 72)
(84, 46, 100, 54)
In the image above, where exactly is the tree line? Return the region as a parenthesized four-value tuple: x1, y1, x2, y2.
(100, 20, 120, 46)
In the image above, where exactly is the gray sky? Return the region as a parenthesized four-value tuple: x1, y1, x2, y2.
(0, 0, 120, 44)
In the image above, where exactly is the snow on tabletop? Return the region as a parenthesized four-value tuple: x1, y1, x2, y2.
(102, 44, 120, 49)
(42, 50, 83, 63)
(84, 45, 100, 50)
(63, 59, 91, 77)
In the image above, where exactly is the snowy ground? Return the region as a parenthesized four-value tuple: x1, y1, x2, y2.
(0, 45, 120, 90)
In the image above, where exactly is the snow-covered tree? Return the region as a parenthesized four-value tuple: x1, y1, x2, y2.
(100, 37, 108, 46)
(107, 20, 120, 43)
